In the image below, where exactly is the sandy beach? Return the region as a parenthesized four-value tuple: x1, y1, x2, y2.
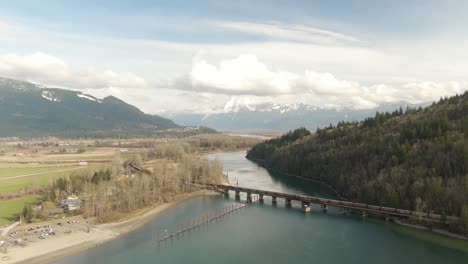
(1, 190, 221, 264)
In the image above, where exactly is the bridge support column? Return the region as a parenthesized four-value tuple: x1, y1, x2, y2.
(320, 204, 328, 212)
(339, 207, 347, 215)
(246, 192, 252, 203)
(259, 194, 264, 203)
(235, 191, 240, 200)
(285, 198, 292, 206)
(362, 211, 368, 218)
(385, 214, 390, 222)
(223, 189, 229, 197)
(272, 196, 277, 204)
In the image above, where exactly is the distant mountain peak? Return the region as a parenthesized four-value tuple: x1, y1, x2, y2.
(0, 77, 42, 91)
(223, 100, 324, 114)
(171, 100, 428, 132)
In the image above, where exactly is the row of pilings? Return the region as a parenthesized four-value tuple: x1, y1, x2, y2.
(157, 195, 260, 243)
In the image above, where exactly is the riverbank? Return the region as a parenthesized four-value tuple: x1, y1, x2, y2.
(246, 157, 468, 241)
(393, 219, 467, 241)
(1, 190, 221, 264)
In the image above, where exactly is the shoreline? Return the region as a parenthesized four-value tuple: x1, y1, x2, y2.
(3, 190, 221, 264)
(392, 219, 467, 241)
(247, 157, 468, 241)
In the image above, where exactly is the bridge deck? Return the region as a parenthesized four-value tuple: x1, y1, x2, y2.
(204, 184, 460, 223)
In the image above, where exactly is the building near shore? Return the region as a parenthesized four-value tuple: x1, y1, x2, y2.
(60, 196, 82, 212)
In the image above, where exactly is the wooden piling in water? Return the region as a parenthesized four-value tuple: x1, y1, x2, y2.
(157, 203, 248, 242)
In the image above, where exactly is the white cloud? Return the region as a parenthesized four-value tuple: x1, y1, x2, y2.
(0, 20, 12, 32)
(1, 17, 467, 114)
(188, 55, 298, 95)
(217, 21, 359, 44)
(172, 55, 468, 111)
(0, 52, 147, 89)
(299, 71, 362, 96)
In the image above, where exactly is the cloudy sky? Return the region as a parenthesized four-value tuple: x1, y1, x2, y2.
(0, 0, 467, 114)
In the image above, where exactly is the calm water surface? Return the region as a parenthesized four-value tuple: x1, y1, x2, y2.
(55, 151, 468, 264)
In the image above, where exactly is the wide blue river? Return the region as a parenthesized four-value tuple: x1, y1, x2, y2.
(55, 151, 468, 264)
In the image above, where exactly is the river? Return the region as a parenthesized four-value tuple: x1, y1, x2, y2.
(55, 151, 468, 264)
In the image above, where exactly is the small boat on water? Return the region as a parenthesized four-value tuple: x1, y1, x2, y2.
(301, 205, 311, 213)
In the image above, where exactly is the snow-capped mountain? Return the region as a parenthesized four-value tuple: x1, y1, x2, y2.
(169, 101, 427, 132)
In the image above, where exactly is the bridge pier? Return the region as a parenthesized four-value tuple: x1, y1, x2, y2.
(259, 194, 264, 203)
(246, 192, 252, 203)
(235, 191, 240, 200)
(285, 198, 292, 206)
(385, 214, 390, 222)
(362, 211, 368, 218)
(223, 189, 229, 197)
(320, 204, 328, 212)
(339, 207, 347, 215)
(272, 196, 277, 204)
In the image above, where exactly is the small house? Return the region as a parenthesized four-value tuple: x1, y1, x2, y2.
(60, 196, 82, 212)
(105, 186, 118, 196)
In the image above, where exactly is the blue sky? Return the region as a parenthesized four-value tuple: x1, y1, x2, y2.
(3, 1, 466, 41)
(0, 0, 467, 113)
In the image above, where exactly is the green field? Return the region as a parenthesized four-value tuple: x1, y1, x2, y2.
(0, 166, 88, 194)
(0, 166, 75, 179)
(0, 165, 103, 226)
(0, 195, 41, 226)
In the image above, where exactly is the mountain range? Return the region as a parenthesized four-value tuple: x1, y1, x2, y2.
(0, 76, 430, 136)
(169, 101, 428, 132)
(0, 77, 179, 137)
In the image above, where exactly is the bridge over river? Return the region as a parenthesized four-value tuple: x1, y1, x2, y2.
(202, 183, 460, 224)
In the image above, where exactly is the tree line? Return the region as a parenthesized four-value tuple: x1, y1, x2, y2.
(38, 141, 225, 223)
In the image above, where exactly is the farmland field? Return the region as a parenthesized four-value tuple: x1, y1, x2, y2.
(0, 166, 77, 179)
(0, 146, 118, 226)
(0, 195, 41, 226)
(0, 166, 87, 193)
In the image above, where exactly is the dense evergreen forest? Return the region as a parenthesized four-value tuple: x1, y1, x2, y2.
(247, 92, 468, 232)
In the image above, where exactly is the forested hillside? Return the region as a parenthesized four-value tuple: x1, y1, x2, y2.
(0, 77, 179, 137)
(247, 92, 468, 224)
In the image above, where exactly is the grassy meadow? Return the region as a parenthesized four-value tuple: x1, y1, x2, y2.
(0, 195, 41, 226)
(0, 166, 85, 194)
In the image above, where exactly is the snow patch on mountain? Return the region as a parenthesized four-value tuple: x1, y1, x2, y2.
(77, 93, 102, 103)
(41, 90, 61, 102)
(223, 98, 322, 114)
